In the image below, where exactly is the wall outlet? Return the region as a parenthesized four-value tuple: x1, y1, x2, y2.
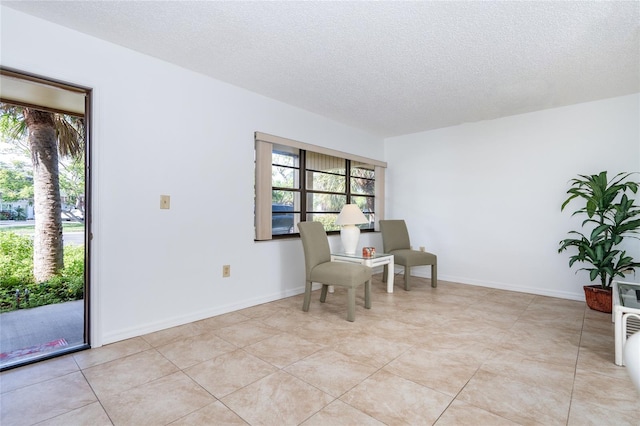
(160, 194, 170, 209)
(222, 265, 231, 277)
(419, 246, 425, 252)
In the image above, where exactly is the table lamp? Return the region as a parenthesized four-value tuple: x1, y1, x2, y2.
(335, 204, 368, 255)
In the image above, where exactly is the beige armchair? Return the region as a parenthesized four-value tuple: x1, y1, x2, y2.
(298, 221, 372, 321)
(379, 220, 437, 290)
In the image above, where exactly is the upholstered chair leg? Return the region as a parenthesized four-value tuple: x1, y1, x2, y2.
(365, 280, 371, 309)
(320, 284, 329, 303)
(382, 265, 388, 283)
(404, 266, 411, 291)
(347, 288, 356, 322)
(303, 280, 312, 312)
(431, 262, 438, 288)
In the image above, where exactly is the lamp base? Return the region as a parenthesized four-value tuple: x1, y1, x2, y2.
(340, 225, 361, 255)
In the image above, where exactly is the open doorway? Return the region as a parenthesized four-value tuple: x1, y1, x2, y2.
(0, 68, 91, 370)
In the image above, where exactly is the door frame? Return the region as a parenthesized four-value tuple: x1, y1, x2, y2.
(0, 66, 93, 367)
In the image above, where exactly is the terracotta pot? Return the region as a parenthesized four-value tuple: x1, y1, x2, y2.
(583, 285, 613, 313)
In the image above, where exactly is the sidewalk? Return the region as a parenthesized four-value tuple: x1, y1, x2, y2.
(1, 221, 87, 368)
(0, 219, 35, 227)
(0, 300, 85, 368)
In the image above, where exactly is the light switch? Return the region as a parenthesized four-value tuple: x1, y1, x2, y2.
(160, 195, 170, 209)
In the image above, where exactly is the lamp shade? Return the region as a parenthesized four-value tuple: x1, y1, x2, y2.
(335, 204, 368, 225)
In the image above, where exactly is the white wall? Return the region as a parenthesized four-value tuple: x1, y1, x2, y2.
(385, 94, 640, 300)
(1, 7, 385, 346)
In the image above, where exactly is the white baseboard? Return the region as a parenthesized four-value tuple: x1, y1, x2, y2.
(100, 269, 585, 347)
(406, 268, 584, 301)
(100, 286, 306, 346)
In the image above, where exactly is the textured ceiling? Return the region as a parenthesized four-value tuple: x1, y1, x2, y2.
(3, 1, 639, 137)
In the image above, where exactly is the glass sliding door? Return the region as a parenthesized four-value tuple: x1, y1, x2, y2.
(0, 68, 91, 370)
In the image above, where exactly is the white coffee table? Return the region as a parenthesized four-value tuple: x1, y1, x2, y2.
(613, 281, 640, 366)
(331, 252, 395, 293)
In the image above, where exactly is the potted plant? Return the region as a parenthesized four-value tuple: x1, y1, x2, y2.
(558, 171, 640, 313)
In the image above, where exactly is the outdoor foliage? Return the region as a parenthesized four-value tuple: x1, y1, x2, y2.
(271, 150, 375, 233)
(0, 167, 33, 203)
(1, 102, 85, 282)
(0, 232, 33, 287)
(59, 155, 85, 209)
(0, 232, 84, 312)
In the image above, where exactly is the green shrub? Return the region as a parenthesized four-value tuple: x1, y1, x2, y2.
(0, 232, 84, 312)
(0, 232, 34, 288)
(62, 245, 84, 278)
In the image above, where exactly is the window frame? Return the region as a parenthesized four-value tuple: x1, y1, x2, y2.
(255, 132, 386, 241)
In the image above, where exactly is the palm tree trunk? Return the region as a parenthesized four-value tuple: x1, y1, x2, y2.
(25, 109, 64, 282)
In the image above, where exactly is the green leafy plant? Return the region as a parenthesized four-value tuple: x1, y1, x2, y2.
(0, 232, 84, 312)
(0, 232, 34, 287)
(559, 171, 640, 288)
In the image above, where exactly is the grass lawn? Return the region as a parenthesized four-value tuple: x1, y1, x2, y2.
(0, 222, 84, 234)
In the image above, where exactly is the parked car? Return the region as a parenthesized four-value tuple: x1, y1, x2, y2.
(61, 208, 84, 222)
(272, 204, 295, 235)
(0, 209, 18, 220)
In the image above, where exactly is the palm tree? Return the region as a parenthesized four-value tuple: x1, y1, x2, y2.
(0, 104, 84, 282)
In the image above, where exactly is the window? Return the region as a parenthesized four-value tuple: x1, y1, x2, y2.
(255, 132, 386, 240)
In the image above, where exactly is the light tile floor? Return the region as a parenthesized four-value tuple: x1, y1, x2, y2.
(1, 276, 639, 425)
